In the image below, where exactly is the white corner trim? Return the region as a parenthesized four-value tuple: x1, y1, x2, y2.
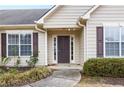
(44, 31, 48, 65)
(81, 5, 100, 19)
(36, 5, 60, 24)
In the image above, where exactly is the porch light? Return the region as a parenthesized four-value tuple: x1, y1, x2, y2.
(68, 28, 71, 31)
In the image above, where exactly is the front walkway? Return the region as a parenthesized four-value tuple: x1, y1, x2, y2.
(24, 65, 81, 87)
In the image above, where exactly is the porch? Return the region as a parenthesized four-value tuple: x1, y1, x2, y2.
(46, 28, 84, 65)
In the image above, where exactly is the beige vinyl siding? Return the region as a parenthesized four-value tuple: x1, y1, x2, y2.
(47, 30, 82, 64)
(37, 31, 46, 65)
(44, 6, 92, 28)
(0, 30, 46, 66)
(86, 5, 124, 60)
(79, 29, 84, 63)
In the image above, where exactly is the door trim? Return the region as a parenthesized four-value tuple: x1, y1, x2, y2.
(52, 34, 75, 64)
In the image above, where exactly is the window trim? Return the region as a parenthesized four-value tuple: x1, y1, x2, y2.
(6, 32, 33, 57)
(104, 26, 124, 57)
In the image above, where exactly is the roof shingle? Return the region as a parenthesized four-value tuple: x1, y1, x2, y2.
(0, 9, 49, 25)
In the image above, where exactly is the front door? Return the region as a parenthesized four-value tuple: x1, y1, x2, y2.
(58, 36, 70, 63)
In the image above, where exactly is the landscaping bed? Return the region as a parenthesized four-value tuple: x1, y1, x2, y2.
(77, 58, 124, 87)
(83, 58, 124, 77)
(0, 66, 52, 87)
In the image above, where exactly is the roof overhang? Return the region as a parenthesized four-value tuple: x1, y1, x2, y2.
(0, 24, 35, 30)
(35, 5, 60, 24)
(80, 5, 100, 20)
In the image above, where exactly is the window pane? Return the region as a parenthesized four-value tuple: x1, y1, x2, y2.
(20, 34, 31, 44)
(20, 45, 31, 56)
(71, 37, 74, 60)
(121, 27, 124, 41)
(54, 38, 56, 60)
(8, 45, 19, 56)
(105, 42, 119, 56)
(121, 42, 124, 56)
(105, 27, 119, 41)
(8, 34, 19, 44)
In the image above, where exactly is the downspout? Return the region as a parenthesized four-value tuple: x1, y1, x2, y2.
(77, 19, 87, 66)
(34, 22, 48, 65)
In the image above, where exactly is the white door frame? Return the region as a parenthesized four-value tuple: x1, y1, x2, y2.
(52, 34, 75, 64)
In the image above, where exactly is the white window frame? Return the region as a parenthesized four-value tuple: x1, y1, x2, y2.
(104, 25, 124, 57)
(6, 31, 33, 57)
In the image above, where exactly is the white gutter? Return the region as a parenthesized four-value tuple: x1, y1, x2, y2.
(77, 21, 85, 27)
(35, 25, 46, 33)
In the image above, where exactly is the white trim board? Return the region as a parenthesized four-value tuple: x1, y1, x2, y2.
(52, 34, 75, 64)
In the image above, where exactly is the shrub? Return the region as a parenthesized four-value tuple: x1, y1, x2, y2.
(0, 67, 52, 87)
(83, 58, 124, 77)
(15, 57, 21, 67)
(0, 57, 11, 67)
(0, 68, 5, 74)
(26, 56, 38, 67)
(8, 68, 19, 74)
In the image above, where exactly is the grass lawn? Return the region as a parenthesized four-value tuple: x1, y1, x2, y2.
(76, 75, 124, 87)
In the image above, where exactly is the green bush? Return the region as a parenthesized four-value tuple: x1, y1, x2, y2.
(26, 56, 38, 67)
(0, 67, 52, 87)
(8, 68, 19, 74)
(83, 58, 124, 77)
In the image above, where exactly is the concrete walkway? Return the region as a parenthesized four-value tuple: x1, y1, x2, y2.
(24, 69, 81, 87)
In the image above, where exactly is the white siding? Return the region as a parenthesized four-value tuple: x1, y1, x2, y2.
(79, 29, 84, 63)
(44, 6, 92, 28)
(37, 31, 46, 66)
(86, 5, 124, 60)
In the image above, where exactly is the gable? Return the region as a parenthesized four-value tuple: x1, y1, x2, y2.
(42, 5, 93, 28)
(89, 5, 124, 22)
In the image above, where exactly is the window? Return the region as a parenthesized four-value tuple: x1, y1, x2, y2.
(71, 37, 74, 60)
(7, 33, 32, 56)
(104, 26, 124, 57)
(54, 37, 57, 60)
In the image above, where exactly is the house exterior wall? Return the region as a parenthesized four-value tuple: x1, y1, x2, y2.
(85, 5, 124, 60)
(0, 30, 46, 66)
(44, 6, 92, 28)
(47, 29, 83, 64)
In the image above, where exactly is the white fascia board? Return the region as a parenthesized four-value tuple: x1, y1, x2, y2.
(81, 5, 100, 19)
(36, 5, 60, 24)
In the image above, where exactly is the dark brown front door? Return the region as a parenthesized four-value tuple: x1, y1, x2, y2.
(58, 36, 70, 63)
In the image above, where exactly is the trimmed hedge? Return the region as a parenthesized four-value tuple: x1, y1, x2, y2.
(0, 67, 52, 87)
(83, 58, 124, 77)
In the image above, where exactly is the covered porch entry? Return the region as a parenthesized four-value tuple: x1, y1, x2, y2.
(47, 28, 84, 65)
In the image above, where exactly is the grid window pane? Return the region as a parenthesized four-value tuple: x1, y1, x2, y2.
(8, 45, 19, 56)
(121, 42, 124, 56)
(105, 42, 119, 56)
(20, 45, 31, 56)
(71, 37, 74, 60)
(8, 33, 32, 56)
(121, 27, 124, 41)
(54, 38, 56, 60)
(105, 27, 119, 41)
(8, 34, 19, 44)
(20, 34, 31, 44)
